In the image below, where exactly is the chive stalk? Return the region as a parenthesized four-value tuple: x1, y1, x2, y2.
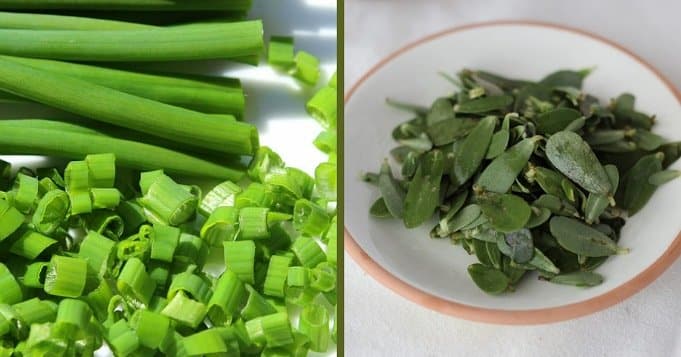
(0, 0, 253, 11)
(0, 21, 263, 61)
(1, 56, 245, 116)
(0, 11, 153, 30)
(0, 124, 245, 179)
(0, 57, 258, 155)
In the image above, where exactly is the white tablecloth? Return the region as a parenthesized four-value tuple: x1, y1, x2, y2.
(344, 1, 681, 356)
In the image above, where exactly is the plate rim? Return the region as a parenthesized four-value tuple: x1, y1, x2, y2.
(344, 19, 681, 325)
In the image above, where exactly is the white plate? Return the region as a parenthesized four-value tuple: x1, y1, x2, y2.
(344, 21, 681, 324)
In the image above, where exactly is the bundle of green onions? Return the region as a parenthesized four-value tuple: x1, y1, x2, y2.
(0, 2, 338, 356)
(0, 8, 265, 178)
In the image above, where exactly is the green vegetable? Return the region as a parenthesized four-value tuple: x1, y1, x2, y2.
(0, 56, 245, 116)
(0, 39, 337, 355)
(0, 57, 258, 155)
(546, 131, 612, 195)
(366, 67, 680, 294)
(0, 1, 252, 11)
(476, 136, 539, 193)
(451, 115, 496, 186)
(478, 193, 531, 233)
(467, 263, 509, 295)
(268, 36, 295, 68)
(618, 153, 664, 215)
(454, 95, 513, 113)
(291, 51, 320, 85)
(403, 150, 444, 228)
(549, 217, 629, 257)
(548, 271, 603, 287)
(0, 21, 262, 61)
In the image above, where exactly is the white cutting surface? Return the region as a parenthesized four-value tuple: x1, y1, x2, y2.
(344, 1, 681, 356)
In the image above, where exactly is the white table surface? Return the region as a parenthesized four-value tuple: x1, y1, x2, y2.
(344, 1, 681, 356)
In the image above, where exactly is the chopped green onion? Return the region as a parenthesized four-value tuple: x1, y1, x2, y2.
(31, 189, 69, 235)
(116, 200, 147, 236)
(245, 312, 294, 347)
(0, 263, 22, 304)
(90, 188, 121, 209)
(286, 168, 315, 199)
(239, 207, 270, 240)
(323, 216, 337, 244)
(287, 267, 311, 288)
(68, 190, 93, 215)
(64, 161, 90, 191)
(291, 237, 326, 268)
(83, 279, 114, 322)
(268, 36, 295, 69)
(201, 206, 239, 246)
(22, 262, 49, 288)
(285, 287, 317, 307)
(36, 167, 64, 188)
(78, 231, 115, 278)
(167, 270, 212, 303)
(139, 173, 197, 226)
(13, 173, 39, 214)
(263, 255, 292, 298)
(37, 177, 59, 195)
(235, 183, 273, 209)
(298, 304, 330, 352)
(183, 328, 231, 356)
(315, 162, 337, 201)
(310, 263, 336, 292)
(107, 319, 139, 356)
(0, 159, 10, 190)
(241, 285, 277, 321)
(147, 261, 170, 293)
(267, 211, 293, 227)
(9, 229, 58, 260)
(326, 223, 337, 266)
(116, 230, 150, 262)
(267, 221, 296, 253)
(44, 255, 88, 298)
(329, 72, 337, 89)
(293, 199, 330, 236)
(248, 146, 285, 183)
(83, 210, 124, 239)
(265, 169, 303, 210)
(85, 153, 115, 188)
(117, 257, 155, 307)
(0, 200, 23, 241)
(208, 269, 247, 326)
(159, 331, 188, 357)
(174, 233, 208, 270)
(199, 181, 241, 217)
(12, 298, 56, 325)
(307, 86, 337, 129)
(291, 51, 320, 85)
(56, 298, 92, 330)
(224, 241, 256, 284)
(129, 309, 170, 349)
(313, 130, 337, 154)
(161, 291, 206, 329)
(150, 224, 180, 263)
(139, 170, 164, 194)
